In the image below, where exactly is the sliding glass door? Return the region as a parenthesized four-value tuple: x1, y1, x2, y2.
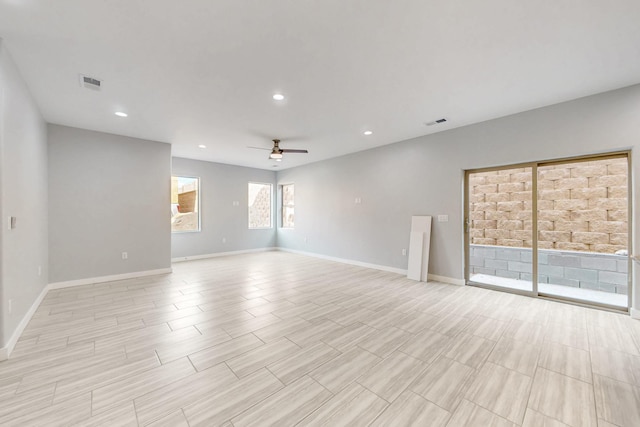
(465, 153, 630, 310)
(466, 165, 534, 295)
(536, 156, 629, 308)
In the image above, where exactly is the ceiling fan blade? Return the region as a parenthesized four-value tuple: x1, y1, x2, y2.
(281, 149, 308, 154)
(247, 146, 272, 151)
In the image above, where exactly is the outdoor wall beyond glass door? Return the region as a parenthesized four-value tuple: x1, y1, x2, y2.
(171, 176, 200, 232)
(536, 157, 629, 308)
(468, 167, 533, 293)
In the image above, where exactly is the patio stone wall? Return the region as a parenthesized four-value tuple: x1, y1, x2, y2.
(470, 244, 629, 295)
(469, 158, 628, 253)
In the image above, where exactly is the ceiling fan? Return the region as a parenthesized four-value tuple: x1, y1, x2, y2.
(248, 139, 308, 160)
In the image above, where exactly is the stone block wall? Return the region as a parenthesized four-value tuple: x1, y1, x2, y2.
(178, 190, 197, 213)
(469, 157, 628, 253)
(470, 244, 629, 295)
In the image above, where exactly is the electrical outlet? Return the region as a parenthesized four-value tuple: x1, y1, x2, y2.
(222, 237, 226, 243)
(438, 214, 449, 222)
(402, 249, 407, 256)
(38, 265, 42, 276)
(354, 197, 362, 204)
(8, 299, 12, 314)
(122, 252, 128, 260)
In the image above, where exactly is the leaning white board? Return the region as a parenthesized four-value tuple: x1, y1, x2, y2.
(407, 216, 432, 281)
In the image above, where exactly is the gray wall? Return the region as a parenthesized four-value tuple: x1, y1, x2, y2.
(276, 84, 640, 310)
(171, 157, 276, 258)
(48, 125, 171, 283)
(0, 41, 48, 348)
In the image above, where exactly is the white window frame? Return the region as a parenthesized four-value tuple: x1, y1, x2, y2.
(171, 175, 201, 233)
(248, 182, 273, 229)
(281, 183, 295, 229)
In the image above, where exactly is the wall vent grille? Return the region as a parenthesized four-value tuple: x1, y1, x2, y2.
(79, 74, 102, 91)
(425, 118, 447, 126)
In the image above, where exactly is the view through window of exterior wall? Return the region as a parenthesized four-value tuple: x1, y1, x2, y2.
(468, 155, 629, 308)
(171, 176, 200, 232)
(249, 182, 272, 228)
(282, 184, 294, 228)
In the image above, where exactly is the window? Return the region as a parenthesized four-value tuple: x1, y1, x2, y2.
(248, 182, 272, 228)
(282, 184, 295, 228)
(171, 176, 200, 232)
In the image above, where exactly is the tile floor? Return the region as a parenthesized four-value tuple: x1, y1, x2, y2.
(1, 251, 640, 426)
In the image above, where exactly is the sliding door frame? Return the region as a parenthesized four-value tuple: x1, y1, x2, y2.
(464, 161, 538, 298)
(464, 151, 632, 312)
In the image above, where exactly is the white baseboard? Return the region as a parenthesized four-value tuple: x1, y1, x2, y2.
(428, 274, 466, 286)
(277, 248, 408, 275)
(1, 267, 174, 361)
(48, 268, 173, 290)
(172, 247, 277, 263)
(0, 284, 49, 361)
(277, 248, 465, 285)
(631, 308, 640, 320)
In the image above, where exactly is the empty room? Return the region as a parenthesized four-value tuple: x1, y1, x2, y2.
(1, 1, 640, 426)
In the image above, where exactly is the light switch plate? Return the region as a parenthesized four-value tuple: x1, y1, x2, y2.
(438, 215, 449, 222)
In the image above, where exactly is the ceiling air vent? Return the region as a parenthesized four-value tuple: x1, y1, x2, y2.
(425, 118, 447, 126)
(79, 74, 102, 91)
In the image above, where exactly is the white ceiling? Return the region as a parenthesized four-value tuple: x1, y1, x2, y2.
(1, 1, 639, 170)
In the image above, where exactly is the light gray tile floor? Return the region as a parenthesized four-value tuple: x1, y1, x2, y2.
(1, 251, 639, 426)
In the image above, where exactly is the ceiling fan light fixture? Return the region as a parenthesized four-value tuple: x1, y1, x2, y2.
(269, 152, 283, 159)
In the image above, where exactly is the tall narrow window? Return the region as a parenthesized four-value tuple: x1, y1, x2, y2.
(171, 176, 200, 232)
(282, 184, 295, 228)
(248, 182, 272, 228)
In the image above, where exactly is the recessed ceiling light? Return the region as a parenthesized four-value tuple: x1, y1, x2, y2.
(272, 94, 285, 101)
(115, 111, 128, 117)
(363, 130, 373, 136)
(198, 144, 207, 149)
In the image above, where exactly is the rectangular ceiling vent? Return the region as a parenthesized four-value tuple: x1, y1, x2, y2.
(79, 74, 102, 91)
(425, 118, 447, 126)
